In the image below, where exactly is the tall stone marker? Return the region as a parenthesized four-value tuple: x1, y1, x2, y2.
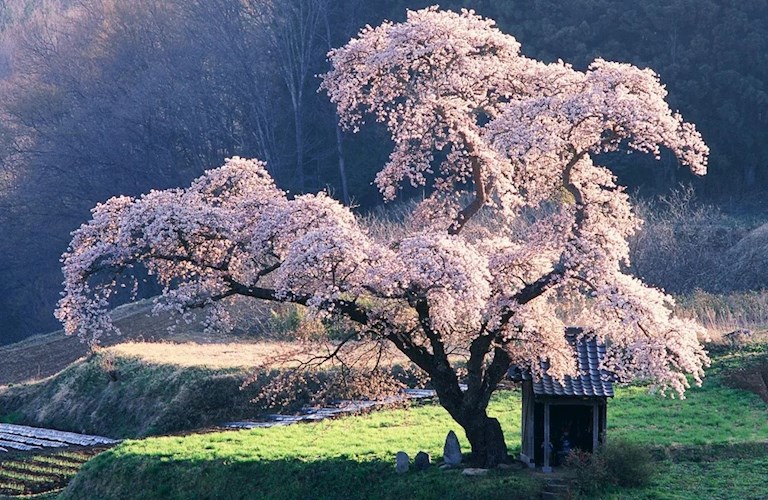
(443, 430, 462, 465)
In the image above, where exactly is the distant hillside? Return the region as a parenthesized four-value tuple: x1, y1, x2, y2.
(0, 296, 408, 386)
(0, 299, 412, 438)
(0, 299, 310, 437)
(0, 0, 77, 77)
(2, 0, 768, 349)
(0, 351, 264, 437)
(0, 300, 214, 385)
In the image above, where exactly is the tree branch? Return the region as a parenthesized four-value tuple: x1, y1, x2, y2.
(482, 346, 512, 402)
(225, 279, 370, 325)
(448, 128, 489, 236)
(413, 298, 464, 409)
(493, 150, 589, 330)
(385, 330, 434, 374)
(463, 331, 494, 409)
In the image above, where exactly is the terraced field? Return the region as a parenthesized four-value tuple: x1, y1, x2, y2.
(0, 424, 118, 497)
(0, 448, 106, 496)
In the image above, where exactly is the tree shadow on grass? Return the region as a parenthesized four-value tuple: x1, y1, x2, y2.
(62, 452, 542, 500)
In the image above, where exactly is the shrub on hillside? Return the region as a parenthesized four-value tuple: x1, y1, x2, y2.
(565, 449, 610, 496)
(725, 223, 768, 291)
(247, 365, 420, 411)
(566, 439, 656, 494)
(723, 352, 768, 404)
(629, 188, 747, 294)
(602, 438, 656, 487)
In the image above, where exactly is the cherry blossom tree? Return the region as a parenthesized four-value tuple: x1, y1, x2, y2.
(57, 7, 710, 467)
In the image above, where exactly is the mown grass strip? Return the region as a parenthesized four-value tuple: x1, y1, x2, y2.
(54, 451, 92, 461)
(38, 453, 86, 462)
(0, 469, 57, 484)
(1, 463, 65, 477)
(32, 456, 86, 469)
(614, 456, 768, 499)
(0, 480, 26, 493)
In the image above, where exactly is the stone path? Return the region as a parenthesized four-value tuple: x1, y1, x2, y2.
(0, 423, 118, 453)
(225, 388, 440, 429)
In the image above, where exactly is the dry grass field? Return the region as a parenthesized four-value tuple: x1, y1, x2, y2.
(0, 300, 298, 385)
(0, 297, 420, 388)
(107, 341, 306, 369)
(0, 300, 215, 385)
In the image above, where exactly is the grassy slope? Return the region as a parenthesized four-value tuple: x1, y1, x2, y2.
(610, 384, 767, 447)
(61, 393, 538, 500)
(0, 299, 334, 437)
(0, 339, 413, 438)
(610, 349, 768, 499)
(0, 353, 265, 438)
(0, 299, 300, 386)
(61, 366, 768, 500)
(0, 301, 198, 386)
(616, 457, 768, 500)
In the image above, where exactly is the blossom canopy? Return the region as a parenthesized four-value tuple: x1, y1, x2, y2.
(58, 7, 710, 467)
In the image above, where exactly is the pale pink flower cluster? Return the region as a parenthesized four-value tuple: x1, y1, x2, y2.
(321, 6, 526, 208)
(372, 233, 491, 341)
(59, 8, 710, 396)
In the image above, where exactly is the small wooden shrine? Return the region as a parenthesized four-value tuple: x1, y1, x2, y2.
(508, 328, 614, 472)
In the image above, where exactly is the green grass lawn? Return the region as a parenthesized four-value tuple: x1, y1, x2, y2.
(609, 382, 768, 447)
(48, 347, 768, 499)
(598, 374, 768, 500)
(61, 373, 768, 500)
(610, 457, 768, 500)
(61, 393, 540, 500)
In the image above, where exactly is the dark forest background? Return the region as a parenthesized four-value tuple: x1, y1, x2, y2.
(0, 0, 766, 344)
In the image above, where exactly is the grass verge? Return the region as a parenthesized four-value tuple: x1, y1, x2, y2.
(606, 457, 768, 499)
(0, 353, 264, 438)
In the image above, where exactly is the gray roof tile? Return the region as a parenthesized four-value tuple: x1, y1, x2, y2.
(507, 328, 614, 398)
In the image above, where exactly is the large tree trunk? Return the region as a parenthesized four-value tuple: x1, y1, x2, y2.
(399, 301, 513, 468)
(429, 369, 509, 468)
(462, 412, 508, 468)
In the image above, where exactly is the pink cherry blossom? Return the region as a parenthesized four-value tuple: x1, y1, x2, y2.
(58, 7, 711, 467)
